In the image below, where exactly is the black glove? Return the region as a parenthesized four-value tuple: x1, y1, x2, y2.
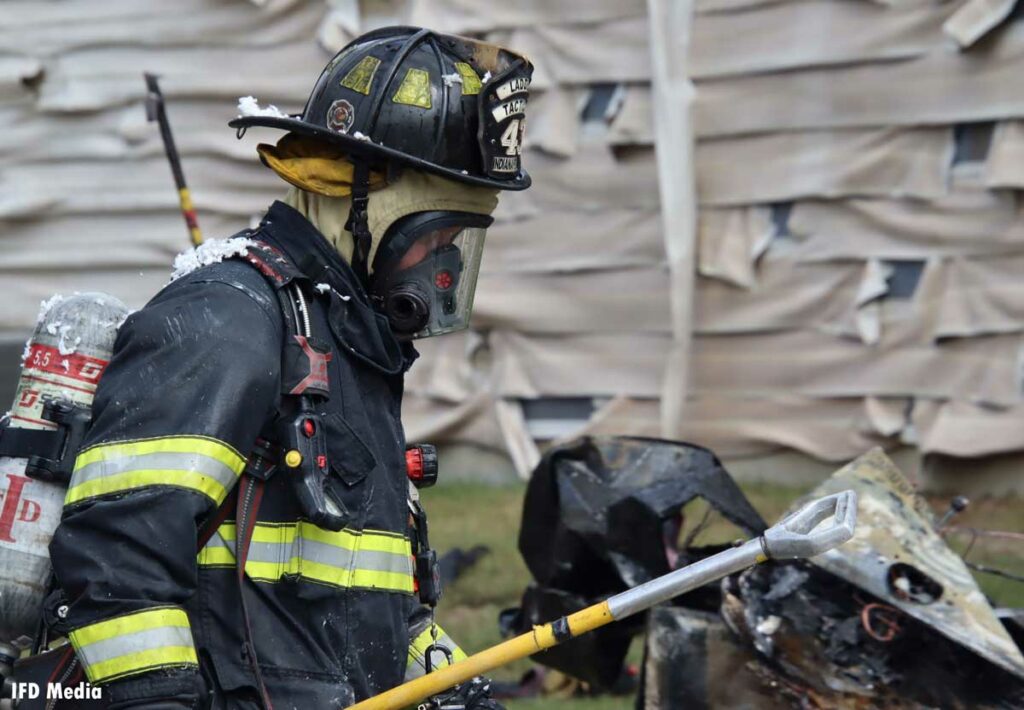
(421, 677, 504, 710)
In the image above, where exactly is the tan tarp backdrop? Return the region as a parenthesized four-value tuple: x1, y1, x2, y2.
(2, 0, 1024, 482)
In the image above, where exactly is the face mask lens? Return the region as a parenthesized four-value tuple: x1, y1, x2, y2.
(374, 223, 488, 340)
(429, 229, 484, 335)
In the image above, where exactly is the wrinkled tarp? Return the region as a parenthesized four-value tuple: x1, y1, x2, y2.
(943, 0, 1019, 48)
(489, 329, 1023, 404)
(408, 0, 645, 34)
(577, 396, 904, 462)
(695, 127, 952, 206)
(696, 206, 773, 288)
(986, 120, 1024, 189)
(789, 168, 1024, 261)
(691, 0, 964, 79)
(6, 0, 1024, 477)
(693, 21, 1024, 137)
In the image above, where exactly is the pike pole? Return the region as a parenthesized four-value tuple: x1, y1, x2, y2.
(144, 73, 203, 246)
(351, 490, 858, 710)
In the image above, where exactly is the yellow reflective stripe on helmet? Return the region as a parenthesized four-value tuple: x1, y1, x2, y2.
(392, 68, 432, 109)
(66, 436, 246, 506)
(196, 521, 414, 593)
(341, 55, 381, 95)
(405, 624, 467, 681)
(69, 607, 197, 684)
(454, 62, 482, 95)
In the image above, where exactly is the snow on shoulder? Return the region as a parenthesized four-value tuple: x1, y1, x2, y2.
(171, 237, 256, 282)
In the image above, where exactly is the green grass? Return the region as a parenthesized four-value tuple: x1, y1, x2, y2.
(419, 480, 1024, 709)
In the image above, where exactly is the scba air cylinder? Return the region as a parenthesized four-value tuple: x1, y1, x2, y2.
(0, 293, 128, 666)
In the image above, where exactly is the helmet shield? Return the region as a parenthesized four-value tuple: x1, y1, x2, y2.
(370, 212, 492, 340)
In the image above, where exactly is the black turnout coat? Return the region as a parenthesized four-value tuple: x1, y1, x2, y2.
(48, 201, 433, 709)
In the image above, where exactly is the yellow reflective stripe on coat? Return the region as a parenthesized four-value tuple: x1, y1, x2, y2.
(68, 607, 197, 684)
(198, 521, 415, 593)
(405, 625, 467, 681)
(66, 436, 246, 506)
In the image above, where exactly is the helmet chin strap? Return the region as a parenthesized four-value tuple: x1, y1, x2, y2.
(344, 160, 373, 284)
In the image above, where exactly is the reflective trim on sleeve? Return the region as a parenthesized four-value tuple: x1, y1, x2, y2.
(68, 607, 198, 684)
(405, 624, 467, 681)
(66, 436, 246, 506)
(197, 521, 415, 594)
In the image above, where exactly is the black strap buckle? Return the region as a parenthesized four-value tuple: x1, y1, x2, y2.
(243, 438, 278, 482)
(0, 399, 92, 485)
(344, 162, 373, 282)
(28, 399, 92, 484)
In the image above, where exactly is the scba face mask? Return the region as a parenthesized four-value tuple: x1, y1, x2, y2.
(370, 211, 493, 340)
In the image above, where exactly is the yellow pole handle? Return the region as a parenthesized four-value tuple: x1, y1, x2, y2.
(348, 601, 614, 710)
(352, 492, 857, 710)
(178, 187, 203, 246)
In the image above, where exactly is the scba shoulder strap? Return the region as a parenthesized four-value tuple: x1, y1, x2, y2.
(236, 239, 349, 531)
(240, 239, 333, 399)
(223, 238, 355, 710)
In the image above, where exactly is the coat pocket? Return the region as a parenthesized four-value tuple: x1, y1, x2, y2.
(324, 411, 376, 488)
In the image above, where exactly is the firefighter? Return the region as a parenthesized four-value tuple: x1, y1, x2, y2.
(46, 27, 531, 709)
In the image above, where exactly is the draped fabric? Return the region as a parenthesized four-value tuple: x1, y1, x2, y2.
(4, 0, 1024, 481)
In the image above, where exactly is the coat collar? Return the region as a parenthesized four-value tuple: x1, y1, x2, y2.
(257, 201, 416, 375)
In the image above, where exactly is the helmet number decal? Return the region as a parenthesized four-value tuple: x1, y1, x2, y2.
(499, 119, 524, 157)
(478, 60, 532, 179)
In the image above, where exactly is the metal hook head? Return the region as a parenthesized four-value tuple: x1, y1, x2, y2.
(762, 490, 858, 560)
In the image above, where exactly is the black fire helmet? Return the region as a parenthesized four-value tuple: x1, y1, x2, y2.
(230, 26, 533, 192)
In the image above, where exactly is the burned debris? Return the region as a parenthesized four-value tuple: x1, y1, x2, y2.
(507, 438, 1024, 708)
(506, 435, 766, 691)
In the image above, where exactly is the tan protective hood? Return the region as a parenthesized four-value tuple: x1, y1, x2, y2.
(262, 134, 499, 268)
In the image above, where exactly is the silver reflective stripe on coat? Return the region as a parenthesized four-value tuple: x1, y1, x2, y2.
(197, 522, 415, 593)
(71, 451, 239, 490)
(67, 607, 198, 684)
